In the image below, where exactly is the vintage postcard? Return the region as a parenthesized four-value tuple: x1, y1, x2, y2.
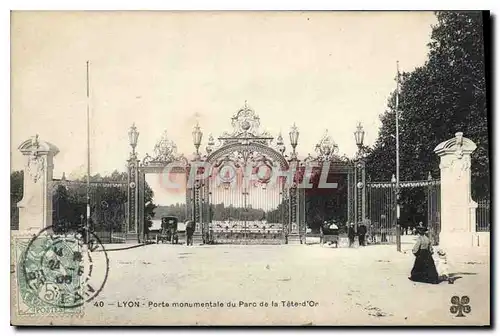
(10, 11, 490, 326)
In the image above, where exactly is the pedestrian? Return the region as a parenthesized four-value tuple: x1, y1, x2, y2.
(319, 222, 325, 245)
(186, 220, 195, 246)
(417, 221, 424, 234)
(408, 223, 439, 284)
(358, 223, 367, 246)
(348, 223, 355, 247)
(435, 249, 454, 284)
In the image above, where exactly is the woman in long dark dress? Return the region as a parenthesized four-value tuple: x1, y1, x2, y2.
(409, 225, 439, 284)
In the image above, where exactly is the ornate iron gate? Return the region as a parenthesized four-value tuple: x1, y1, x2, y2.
(301, 133, 360, 240)
(126, 103, 369, 244)
(201, 105, 292, 244)
(366, 174, 441, 245)
(366, 181, 397, 244)
(475, 198, 490, 232)
(204, 164, 287, 244)
(427, 179, 441, 245)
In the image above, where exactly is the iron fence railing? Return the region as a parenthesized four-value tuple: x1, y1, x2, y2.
(476, 198, 490, 232)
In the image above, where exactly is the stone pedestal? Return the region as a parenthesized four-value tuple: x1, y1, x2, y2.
(434, 132, 477, 249)
(16, 135, 59, 233)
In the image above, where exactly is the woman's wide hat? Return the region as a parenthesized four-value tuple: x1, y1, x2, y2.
(416, 223, 427, 233)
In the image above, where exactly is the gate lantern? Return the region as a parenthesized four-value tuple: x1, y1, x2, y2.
(354, 122, 365, 149)
(289, 123, 299, 159)
(192, 122, 203, 159)
(128, 123, 139, 158)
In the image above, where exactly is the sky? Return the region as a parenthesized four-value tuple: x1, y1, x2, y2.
(11, 11, 437, 205)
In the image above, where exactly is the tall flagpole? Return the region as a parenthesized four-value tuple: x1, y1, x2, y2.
(395, 61, 401, 252)
(86, 61, 91, 245)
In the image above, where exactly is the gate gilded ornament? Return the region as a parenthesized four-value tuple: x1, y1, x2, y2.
(202, 103, 292, 244)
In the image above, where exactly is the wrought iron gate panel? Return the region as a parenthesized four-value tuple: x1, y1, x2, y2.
(207, 156, 286, 245)
(282, 183, 290, 238)
(366, 182, 397, 244)
(366, 178, 441, 245)
(186, 173, 193, 227)
(297, 186, 306, 243)
(427, 182, 441, 245)
(476, 198, 490, 232)
(201, 181, 211, 243)
(200, 104, 292, 245)
(300, 132, 358, 237)
(194, 181, 202, 231)
(289, 185, 298, 236)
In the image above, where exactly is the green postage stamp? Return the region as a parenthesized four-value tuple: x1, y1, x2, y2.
(11, 228, 109, 319)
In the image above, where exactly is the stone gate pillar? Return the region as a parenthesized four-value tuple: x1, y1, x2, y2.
(434, 132, 477, 248)
(17, 135, 59, 232)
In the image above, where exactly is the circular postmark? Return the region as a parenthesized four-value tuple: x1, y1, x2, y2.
(20, 226, 109, 309)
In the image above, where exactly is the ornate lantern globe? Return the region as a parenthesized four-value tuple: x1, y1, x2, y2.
(128, 123, 139, 156)
(192, 122, 203, 158)
(354, 122, 365, 149)
(289, 123, 299, 158)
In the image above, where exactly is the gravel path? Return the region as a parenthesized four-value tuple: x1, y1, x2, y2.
(75, 241, 490, 326)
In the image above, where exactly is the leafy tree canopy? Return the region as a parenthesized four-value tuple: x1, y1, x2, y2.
(367, 12, 489, 201)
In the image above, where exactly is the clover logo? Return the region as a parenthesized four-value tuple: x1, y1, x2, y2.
(450, 296, 471, 317)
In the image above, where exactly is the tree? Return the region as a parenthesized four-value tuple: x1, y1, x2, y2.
(50, 170, 157, 234)
(11, 168, 156, 234)
(366, 12, 489, 225)
(427, 11, 489, 199)
(53, 184, 74, 232)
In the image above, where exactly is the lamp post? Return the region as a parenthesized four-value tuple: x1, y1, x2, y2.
(288, 124, 300, 243)
(353, 122, 366, 237)
(191, 122, 203, 240)
(289, 123, 299, 160)
(128, 123, 140, 240)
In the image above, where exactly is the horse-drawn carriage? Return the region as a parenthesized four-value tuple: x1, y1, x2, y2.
(320, 221, 340, 247)
(156, 216, 179, 244)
